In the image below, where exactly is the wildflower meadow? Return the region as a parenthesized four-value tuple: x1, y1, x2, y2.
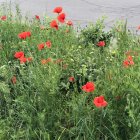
(0, 4, 140, 140)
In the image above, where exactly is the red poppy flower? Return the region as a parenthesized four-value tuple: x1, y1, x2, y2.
(129, 60, 134, 65)
(53, 7, 63, 14)
(93, 95, 108, 108)
(14, 51, 24, 59)
(26, 32, 31, 37)
(50, 20, 58, 30)
(82, 82, 95, 92)
(41, 59, 47, 64)
(46, 41, 51, 48)
(18, 56, 32, 64)
(46, 58, 52, 63)
(11, 76, 16, 84)
(41, 58, 52, 64)
(35, 15, 40, 20)
(123, 60, 129, 67)
(127, 55, 133, 61)
(57, 13, 66, 23)
(19, 56, 27, 64)
(66, 20, 73, 26)
(1, 15, 6, 20)
(38, 43, 45, 50)
(123, 55, 134, 67)
(18, 31, 31, 39)
(97, 41, 105, 47)
(69, 77, 75, 82)
(18, 32, 26, 39)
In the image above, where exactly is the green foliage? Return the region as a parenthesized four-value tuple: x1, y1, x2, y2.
(78, 18, 112, 47)
(0, 65, 10, 94)
(0, 4, 140, 140)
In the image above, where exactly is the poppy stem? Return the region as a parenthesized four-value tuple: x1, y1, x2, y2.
(99, 108, 103, 139)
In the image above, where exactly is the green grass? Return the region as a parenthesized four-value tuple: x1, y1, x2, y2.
(0, 4, 140, 140)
